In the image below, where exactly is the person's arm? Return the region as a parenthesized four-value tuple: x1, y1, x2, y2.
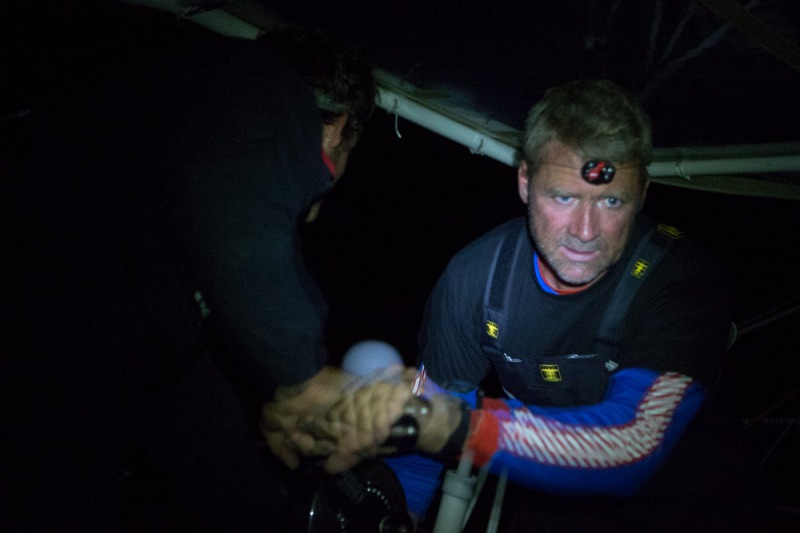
(314, 362, 705, 526)
(409, 224, 731, 498)
(171, 100, 340, 469)
(380, 238, 494, 516)
(164, 41, 334, 394)
(384, 368, 480, 517)
(261, 366, 353, 468)
(450, 366, 706, 497)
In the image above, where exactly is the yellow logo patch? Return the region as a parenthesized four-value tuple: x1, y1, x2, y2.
(631, 259, 649, 278)
(540, 364, 562, 382)
(657, 223, 683, 239)
(486, 321, 499, 339)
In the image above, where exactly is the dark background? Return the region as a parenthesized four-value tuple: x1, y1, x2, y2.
(3, 0, 798, 521)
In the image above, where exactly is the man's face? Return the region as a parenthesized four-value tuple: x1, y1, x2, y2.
(518, 141, 647, 290)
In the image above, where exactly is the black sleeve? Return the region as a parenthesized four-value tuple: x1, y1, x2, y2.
(172, 150, 329, 394)
(162, 40, 332, 395)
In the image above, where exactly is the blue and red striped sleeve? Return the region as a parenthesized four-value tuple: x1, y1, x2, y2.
(464, 367, 706, 496)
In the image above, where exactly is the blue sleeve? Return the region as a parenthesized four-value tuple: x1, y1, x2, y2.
(383, 454, 445, 516)
(467, 368, 707, 497)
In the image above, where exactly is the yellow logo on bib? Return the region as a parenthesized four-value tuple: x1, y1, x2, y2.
(540, 364, 562, 382)
(631, 259, 649, 278)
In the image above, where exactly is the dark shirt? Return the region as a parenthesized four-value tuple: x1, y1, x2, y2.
(406, 216, 767, 530)
(422, 216, 734, 398)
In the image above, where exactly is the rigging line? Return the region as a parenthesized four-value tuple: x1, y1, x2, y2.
(744, 388, 800, 430)
(599, 0, 623, 51)
(486, 468, 509, 533)
(756, 419, 795, 467)
(736, 299, 800, 337)
(646, 0, 664, 69)
(697, 0, 800, 73)
(638, 4, 747, 101)
(661, 2, 698, 61)
(586, 0, 599, 50)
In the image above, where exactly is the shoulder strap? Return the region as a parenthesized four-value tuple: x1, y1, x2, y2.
(480, 218, 528, 357)
(480, 219, 683, 359)
(593, 222, 683, 354)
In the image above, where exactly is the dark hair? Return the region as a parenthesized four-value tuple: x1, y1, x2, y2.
(522, 79, 652, 181)
(257, 27, 376, 149)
